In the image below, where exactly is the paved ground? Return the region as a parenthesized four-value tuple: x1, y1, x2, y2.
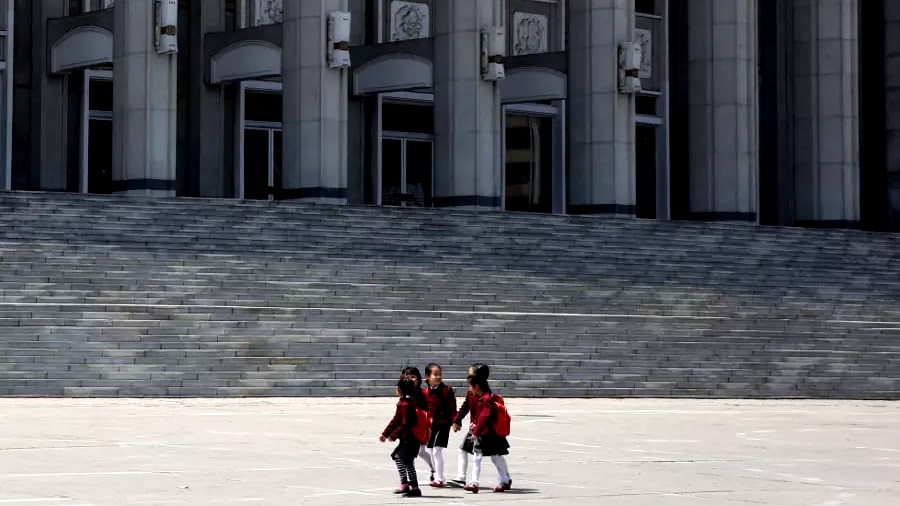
(0, 398, 898, 505)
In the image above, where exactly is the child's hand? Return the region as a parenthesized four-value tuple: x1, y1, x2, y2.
(379, 436, 386, 443)
(452, 423, 461, 432)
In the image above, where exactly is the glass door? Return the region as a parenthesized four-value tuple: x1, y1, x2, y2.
(380, 136, 433, 207)
(82, 71, 113, 194)
(636, 124, 658, 219)
(504, 112, 555, 213)
(238, 83, 282, 199)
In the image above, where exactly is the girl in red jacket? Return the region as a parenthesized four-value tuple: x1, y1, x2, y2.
(380, 377, 423, 497)
(452, 363, 490, 485)
(464, 374, 511, 494)
(424, 363, 457, 487)
(402, 366, 436, 481)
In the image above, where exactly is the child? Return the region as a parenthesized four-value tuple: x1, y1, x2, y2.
(380, 377, 423, 497)
(423, 363, 457, 487)
(465, 374, 512, 494)
(402, 366, 436, 481)
(451, 363, 490, 485)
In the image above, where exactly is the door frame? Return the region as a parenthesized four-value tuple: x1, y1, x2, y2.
(1, 1, 12, 191)
(501, 101, 566, 214)
(236, 80, 282, 199)
(80, 69, 113, 194)
(636, 115, 669, 220)
(376, 92, 434, 206)
(243, 126, 281, 200)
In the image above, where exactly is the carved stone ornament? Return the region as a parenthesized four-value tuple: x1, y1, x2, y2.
(635, 28, 652, 79)
(255, 0, 283, 26)
(512, 12, 548, 56)
(391, 1, 430, 41)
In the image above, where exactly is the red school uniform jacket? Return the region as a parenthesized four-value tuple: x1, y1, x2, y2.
(472, 393, 497, 438)
(425, 383, 457, 426)
(452, 390, 480, 426)
(382, 397, 418, 441)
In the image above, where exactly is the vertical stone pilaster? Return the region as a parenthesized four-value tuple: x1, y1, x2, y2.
(192, 0, 228, 197)
(793, 0, 859, 224)
(686, 0, 758, 221)
(567, 0, 636, 215)
(885, 1, 900, 228)
(282, 0, 350, 203)
(112, 0, 178, 196)
(37, 0, 69, 191)
(432, 0, 503, 209)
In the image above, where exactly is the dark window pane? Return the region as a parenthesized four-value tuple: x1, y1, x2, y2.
(636, 125, 657, 219)
(381, 139, 403, 206)
(636, 95, 656, 116)
(273, 130, 282, 195)
(636, 0, 656, 15)
(87, 119, 113, 194)
(245, 91, 283, 123)
(382, 103, 433, 134)
(405, 140, 432, 207)
(89, 79, 113, 112)
(244, 129, 271, 200)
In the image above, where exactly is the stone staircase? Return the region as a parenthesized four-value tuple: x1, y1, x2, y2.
(0, 191, 898, 398)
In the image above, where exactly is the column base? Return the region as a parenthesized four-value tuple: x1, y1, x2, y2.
(684, 212, 757, 223)
(794, 220, 861, 230)
(280, 187, 348, 205)
(433, 196, 501, 209)
(112, 179, 176, 197)
(568, 204, 636, 217)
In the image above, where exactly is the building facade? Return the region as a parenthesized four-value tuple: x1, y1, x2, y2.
(3, 0, 899, 230)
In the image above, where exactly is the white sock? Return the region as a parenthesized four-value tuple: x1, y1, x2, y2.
(432, 447, 445, 482)
(457, 450, 468, 481)
(472, 451, 484, 486)
(491, 455, 511, 483)
(418, 445, 434, 473)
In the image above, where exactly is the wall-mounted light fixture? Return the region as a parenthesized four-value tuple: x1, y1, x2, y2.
(156, 0, 178, 55)
(328, 11, 352, 69)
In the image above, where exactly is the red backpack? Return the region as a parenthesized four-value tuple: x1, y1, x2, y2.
(492, 395, 511, 437)
(412, 406, 432, 445)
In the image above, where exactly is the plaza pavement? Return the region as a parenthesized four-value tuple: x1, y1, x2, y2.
(0, 398, 898, 505)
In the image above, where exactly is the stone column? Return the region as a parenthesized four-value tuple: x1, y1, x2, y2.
(686, 0, 758, 222)
(885, 1, 900, 228)
(112, 0, 178, 196)
(792, 0, 859, 225)
(35, 0, 69, 191)
(567, 0, 636, 216)
(282, 0, 349, 203)
(190, 0, 227, 197)
(432, 0, 503, 209)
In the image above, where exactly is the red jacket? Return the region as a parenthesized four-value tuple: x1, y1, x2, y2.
(412, 386, 428, 409)
(425, 383, 457, 426)
(453, 390, 480, 426)
(472, 393, 496, 438)
(382, 397, 418, 441)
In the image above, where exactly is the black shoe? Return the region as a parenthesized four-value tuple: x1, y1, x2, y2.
(405, 488, 422, 497)
(429, 472, 435, 482)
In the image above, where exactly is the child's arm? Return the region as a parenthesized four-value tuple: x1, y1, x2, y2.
(447, 386, 458, 417)
(382, 404, 402, 440)
(452, 393, 470, 427)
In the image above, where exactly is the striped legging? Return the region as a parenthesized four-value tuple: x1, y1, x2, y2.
(394, 456, 419, 488)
